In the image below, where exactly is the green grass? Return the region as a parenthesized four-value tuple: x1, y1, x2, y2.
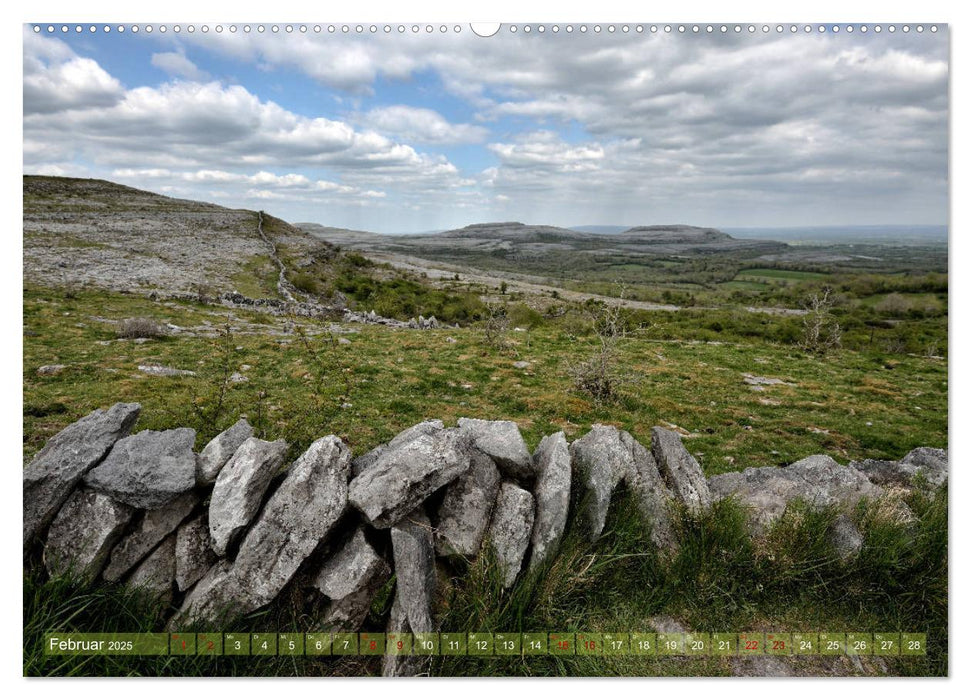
(736, 268, 829, 282)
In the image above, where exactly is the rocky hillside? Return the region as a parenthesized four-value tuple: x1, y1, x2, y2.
(23, 176, 324, 297)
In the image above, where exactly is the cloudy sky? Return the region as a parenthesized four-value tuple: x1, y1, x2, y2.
(23, 24, 948, 232)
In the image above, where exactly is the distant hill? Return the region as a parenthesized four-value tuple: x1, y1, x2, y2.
(23, 175, 324, 296)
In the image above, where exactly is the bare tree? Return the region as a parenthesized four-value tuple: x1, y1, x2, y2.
(800, 287, 842, 354)
(568, 299, 631, 402)
(481, 301, 510, 349)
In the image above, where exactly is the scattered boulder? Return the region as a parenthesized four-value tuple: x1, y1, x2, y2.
(102, 491, 197, 582)
(529, 432, 571, 572)
(434, 451, 501, 559)
(349, 429, 471, 528)
(44, 489, 134, 579)
(457, 418, 533, 481)
(208, 437, 288, 556)
(708, 455, 884, 533)
(351, 420, 444, 477)
(390, 509, 436, 632)
(229, 372, 248, 383)
(37, 364, 66, 376)
(127, 534, 176, 607)
(487, 482, 535, 588)
(175, 513, 218, 592)
(196, 419, 254, 485)
(84, 428, 197, 509)
(651, 427, 712, 514)
(23, 402, 140, 548)
(314, 528, 391, 631)
(513, 360, 531, 369)
(231, 436, 351, 610)
(569, 424, 629, 540)
(620, 431, 678, 552)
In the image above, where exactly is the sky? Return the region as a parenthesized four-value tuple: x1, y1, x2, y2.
(22, 23, 949, 233)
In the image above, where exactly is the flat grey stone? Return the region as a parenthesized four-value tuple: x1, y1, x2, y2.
(487, 482, 535, 589)
(103, 491, 197, 582)
(620, 431, 679, 552)
(44, 488, 134, 580)
(23, 402, 140, 548)
(208, 437, 288, 556)
(315, 528, 391, 632)
(196, 419, 253, 485)
(529, 432, 571, 572)
(84, 427, 197, 509)
(651, 427, 712, 514)
(127, 534, 176, 607)
(175, 513, 218, 592)
(349, 429, 472, 528)
(37, 364, 67, 375)
(231, 436, 350, 610)
(708, 455, 884, 534)
(351, 420, 444, 477)
(434, 451, 501, 558)
(458, 418, 534, 480)
(390, 509, 436, 632)
(569, 424, 630, 540)
(138, 364, 196, 377)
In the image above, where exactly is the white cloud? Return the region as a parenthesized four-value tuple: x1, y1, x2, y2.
(150, 51, 209, 81)
(357, 105, 488, 144)
(23, 28, 123, 114)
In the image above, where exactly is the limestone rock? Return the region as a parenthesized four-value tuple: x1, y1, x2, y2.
(569, 424, 629, 540)
(829, 513, 864, 561)
(529, 432, 571, 571)
(84, 427, 197, 509)
(852, 447, 947, 489)
(175, 513, 218, 592)
(707, 455, 883, 533)
(44, 488, 134, 579)
(621, 431, 678, 552)
(349, 429, 471, 528)
(651, 427, 712, 514)
(128, 534, 176, 607)
(487, 482, 535, 588)
(37, 364, 66, 375)
(382, 593, 427, 677)
(209, 437, 288, 556)
(138, 364, 196, 377)
(23, 402, 140, 548)
(103, 491, 197, 582)
(231, 436, 350, 609)
(458, 418, 533, 480)
(168, 561, 235, 628)
(390, 509, 436, 632)
(434, 451, 501, 558)
(196, 419, 253, 485)
(351, 420, 444, 476)
(315, 528, 391, 631)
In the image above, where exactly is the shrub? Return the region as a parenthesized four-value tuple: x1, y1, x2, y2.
(116, 317, 167, 339)
(291, 272, 321, 295)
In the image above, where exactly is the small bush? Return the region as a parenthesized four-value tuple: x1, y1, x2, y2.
(291, 272, 321, 295)
(116, 317, 167, 339)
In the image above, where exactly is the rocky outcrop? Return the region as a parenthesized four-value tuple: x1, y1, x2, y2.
(348, 429, 472, 528)
(208, 437, 288, 556)
(708, 454, 885, 533)
(84, 428, 197, 509)
(23, 402, 139, 548)
(196, 419, 253, 485)
(851, 447, 948, 490)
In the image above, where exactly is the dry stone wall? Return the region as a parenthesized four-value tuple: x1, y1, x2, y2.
(23, 403, 947, 676)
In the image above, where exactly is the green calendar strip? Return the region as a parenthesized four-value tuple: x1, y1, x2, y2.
(44, 632, 928, 657)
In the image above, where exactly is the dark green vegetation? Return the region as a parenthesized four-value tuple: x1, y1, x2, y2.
(24, 484, 946, 676)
